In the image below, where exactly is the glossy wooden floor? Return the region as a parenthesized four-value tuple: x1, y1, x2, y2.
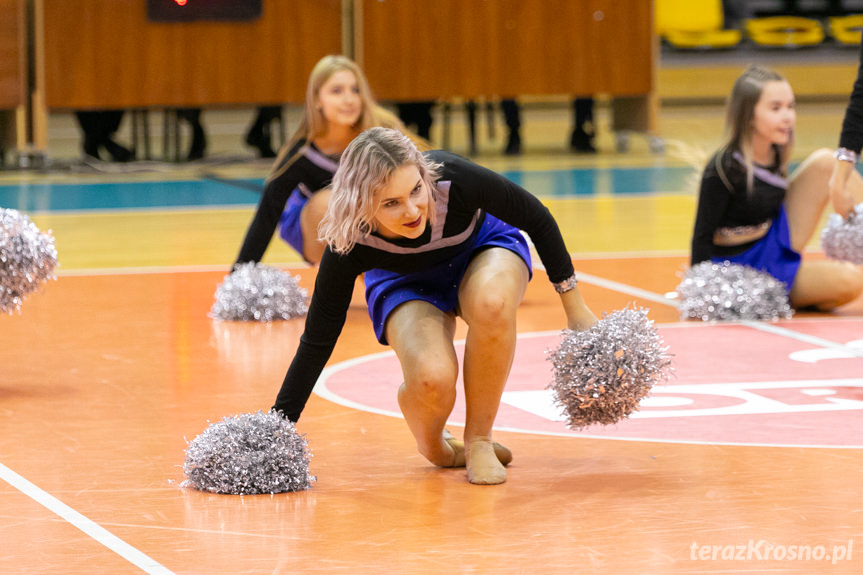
(2, 101, 863, 574)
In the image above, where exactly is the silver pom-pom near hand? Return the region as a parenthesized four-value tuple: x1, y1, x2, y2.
(211, 262, 308, 321)
(821, 204, 863, 264)
(547, 306, 672, 429)
(675, 261, 793, 322)
(182, 410, 315, 495)
(0, 208, 58, 313)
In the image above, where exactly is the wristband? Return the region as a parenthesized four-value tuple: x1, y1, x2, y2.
(552, 273, 578, 294)
(834, 147, 859, 164)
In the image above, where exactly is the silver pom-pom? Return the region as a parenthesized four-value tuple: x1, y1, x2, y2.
(0, 208, 58, 313)
(676, 261, 793, 322)
(211, 262, 308, 321)
(821, 204, 863, 264)
(547, 306, 672, 429)
(182, 410, 315, 495)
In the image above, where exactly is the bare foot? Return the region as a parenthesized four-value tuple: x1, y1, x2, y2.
(466, 438, 507, 485)
(442, 429, 513, 467)
(420, 434, 461, 468)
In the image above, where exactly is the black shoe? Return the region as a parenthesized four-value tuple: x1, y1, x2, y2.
(104, 139, 133, 162)
(83, 147, 100, 161)
(187, 130, 207, 161)
(504, 131, 521, 155)
(83, 136, 101, 160)
(245, 129, 276, 158)
(187, 146, 205, 161)
(570, 129, 596, 154)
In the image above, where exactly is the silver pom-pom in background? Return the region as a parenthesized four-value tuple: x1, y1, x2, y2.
(547, 306, 672, 429)
(0, 208, 58, 313)
(675, 261, 793, 322)
(183, 410, 315, 495)
(210, 262, 308, 321)
(821, 204, 863, 264)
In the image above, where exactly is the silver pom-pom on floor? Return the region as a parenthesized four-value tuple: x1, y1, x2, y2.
(0, 208, 58, 313)
(210, 262, 308, 321)
(675, 261, 793, 322)
(182, 410, 315, 495)
(821, 204, 863, 264)
(547, 306, 672, 429)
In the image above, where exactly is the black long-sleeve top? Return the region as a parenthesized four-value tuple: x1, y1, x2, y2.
(234, 139, 340, 265)
(273, 150, 575, 421)
(690, 148, 787, 265)
(839, 41, 863, 153)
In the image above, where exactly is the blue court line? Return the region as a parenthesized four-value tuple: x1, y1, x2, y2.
(0, 166, 696, 213)
(0, 178, 265, 213)
(3, 160, 859, 214)
(501, 165, 694, 197)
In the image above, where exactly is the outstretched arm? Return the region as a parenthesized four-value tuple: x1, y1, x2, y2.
(557, 279, 597, 331)
(828, 151, 858, 218)
(831, 42, 863, 218)
(272, 249, 361, 421)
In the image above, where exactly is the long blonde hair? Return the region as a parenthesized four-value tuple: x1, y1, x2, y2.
(320, 128, 442, 254)
(273, 55, 403, 165)
(722, 65, 793, 191)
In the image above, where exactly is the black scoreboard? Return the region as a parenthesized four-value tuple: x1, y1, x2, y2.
(147, 0, 262, 22)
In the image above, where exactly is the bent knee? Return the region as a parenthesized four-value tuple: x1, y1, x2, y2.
(461, 291, 519, 327)
(810, 147, 834, 164)
(300, 191, 330, 227)
(836, 264, 863, 303)
(792, 148, 835, 182)
(404, 364, 457, 399)
(804, 148, 834, 171)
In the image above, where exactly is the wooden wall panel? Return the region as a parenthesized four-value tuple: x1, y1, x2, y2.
(41, 0, 343, 109)
(358, 0, 653, 101)
(0, 0, 26, 109)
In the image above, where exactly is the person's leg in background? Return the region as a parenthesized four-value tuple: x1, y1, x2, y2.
(570, 97, 596, 153)
(75, 110, 132, 162)
(176, 108, 207, 161)
(245, 106, 282, 158)
(501, 99, 521, 155)
(396, 101, 435, 141)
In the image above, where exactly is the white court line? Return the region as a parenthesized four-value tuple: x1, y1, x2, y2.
(0, 462, 175, 575)
(55, 261, 310, 277)
(740, 320, 863, 359)
(59, 254, 861, 354)
(525, 236, 682, 309)
(573, 267, 863, 354)
(531, 243, 863, 354)
(576, 271, 679, 308)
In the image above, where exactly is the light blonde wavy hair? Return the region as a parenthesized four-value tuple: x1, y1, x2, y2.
(320, 128, 442, 254)
(722, 64, 794, 192)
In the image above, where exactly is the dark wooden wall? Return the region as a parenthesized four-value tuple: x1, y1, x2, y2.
(0, 0, 26, 109)
(38, 0, 653, 109)
(3, 0, 656, 156)
(358, 0, 653, 101)
(40, 0, 343, 109)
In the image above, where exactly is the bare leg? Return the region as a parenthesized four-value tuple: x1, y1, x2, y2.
(790, 260, 863, 310)
(785, 148, 863, 252)
(386, 301, 461, 467)
(457, 248, 529, 484)
(785, 149, 863, 308)
(386, 300, 514, 471)
(300, 189, 330, 264)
